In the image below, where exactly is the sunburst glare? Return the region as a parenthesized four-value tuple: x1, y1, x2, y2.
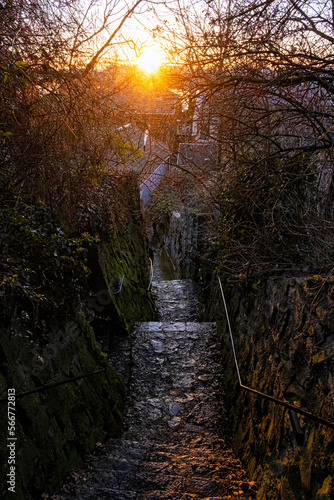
(135, 45, 165, 74)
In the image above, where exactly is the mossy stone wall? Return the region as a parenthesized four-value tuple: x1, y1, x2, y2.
(161, 207, 199, 279)
(97, 179, 157, 333)
(99, 236, 156, 335)
(0, 177, 156, 498)
(201, 275, 334, 499)
(0, 314, 124, 499)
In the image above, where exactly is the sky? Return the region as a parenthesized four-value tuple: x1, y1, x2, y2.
(119, 0, 173, 72)
(85, 0, 181, 73)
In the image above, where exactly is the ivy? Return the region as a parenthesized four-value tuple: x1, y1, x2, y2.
(0, 202, 98, 340)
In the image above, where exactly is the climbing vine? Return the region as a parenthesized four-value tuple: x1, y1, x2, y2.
(0, 202, 98, 342)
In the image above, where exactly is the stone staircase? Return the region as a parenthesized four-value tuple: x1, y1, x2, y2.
(53, 279, 256, 499)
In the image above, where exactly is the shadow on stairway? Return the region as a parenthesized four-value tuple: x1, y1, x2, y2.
(50, 251, 257, 500)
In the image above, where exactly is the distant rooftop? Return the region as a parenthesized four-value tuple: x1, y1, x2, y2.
(177, 141, 218, 170)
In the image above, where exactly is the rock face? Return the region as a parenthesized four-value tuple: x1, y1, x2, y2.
(202, 275, 334, 500)
(0, 181, 156, 498)
(163, 208, 199, 279)
(161, 207, 334, 498)
(0, 314, 125, 500)
(50, 277, 257, 499)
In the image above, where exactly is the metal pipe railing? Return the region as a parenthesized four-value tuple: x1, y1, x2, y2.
(112, 274, 125, 295)
(0, 368, 107, 404)
(0, 258, 154, 404)
(148, 257, 154, 290)
(218, 276, 334, 430)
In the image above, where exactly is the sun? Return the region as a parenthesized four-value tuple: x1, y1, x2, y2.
(135, 45, 165, 74)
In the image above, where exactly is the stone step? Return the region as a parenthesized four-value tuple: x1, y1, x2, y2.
(138, 492, 254, 500)
(75, 470, 152, 495)
(96, 443, 234, 462)
(74, 487, 137, 499)
(76, 469, 251, 498)
(50, 277, 256, 500)
(142, 473, 251, 497)
(72, 486, 254, 500)
(145, 461, 242, 479)
(138, 492, 205, 499)
(79, 448, 240, 478)
(98, 440, 151, 459)
(135, 321, 216, 330)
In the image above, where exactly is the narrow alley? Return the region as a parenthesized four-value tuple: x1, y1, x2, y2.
(52, 259, 256, 499)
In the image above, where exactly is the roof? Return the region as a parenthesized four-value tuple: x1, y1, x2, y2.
(177, 141, 218, 170)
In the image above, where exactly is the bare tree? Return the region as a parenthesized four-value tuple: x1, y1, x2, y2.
(0, 0, 146, 219)
(149, 0, 334, 277)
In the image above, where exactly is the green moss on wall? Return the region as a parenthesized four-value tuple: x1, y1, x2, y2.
(0, 176, 156, 498)
(0, 314, 125, 498)
(99, 238, 156, 334)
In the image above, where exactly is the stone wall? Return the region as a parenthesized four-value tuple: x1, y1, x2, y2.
(0, 180, 156, 498)
(162, 208, 199, 279)
(96, 176, 157, 335)
(202, 275, 334, 499)
(0, 314, 124, 499)
(146, 204, 334, 498)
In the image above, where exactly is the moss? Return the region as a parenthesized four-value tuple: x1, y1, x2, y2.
(55, 387, 76, 427)
(47, 417, 66, 454)
(73, 411, 91, 439)
(20, 393, 41, 422)
(7, 484, 25, 500)
(34, 442, 71, 493)
(66, 447, 82, 471)
(30, 453, 64, 496)
(30, 406, 51, 442)
(315, 476, 333, 499)
(11, 361, 30, 389)
(105, 413, 123, 437)
(16, 438, 38, 489)
(0, 373, 7, 394)
(98, 236, 156, 334)
(42, 384, 61, 410)
(312, 351, 326, 365)
(55, 347, 71, 375)
(202, 275, 334, 500)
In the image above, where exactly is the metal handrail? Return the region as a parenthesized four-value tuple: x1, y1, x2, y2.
(148, 257, 154, 290)
(0, 260, 154, 404)
(218, 276, 334, 430)
(112, 274, 125, 295)
(0, 368, 107, 404)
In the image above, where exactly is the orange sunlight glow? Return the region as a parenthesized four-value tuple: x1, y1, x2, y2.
(135, 45, 165, 74)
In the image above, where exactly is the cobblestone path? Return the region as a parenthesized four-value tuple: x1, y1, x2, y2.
(53, 277, 256, 499)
